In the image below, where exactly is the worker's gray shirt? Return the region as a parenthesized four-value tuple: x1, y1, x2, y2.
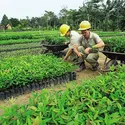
(68, 31, 82, 49)
(80, 32, 102, 48)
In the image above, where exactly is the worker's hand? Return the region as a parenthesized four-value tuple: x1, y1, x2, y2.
(85, 47, 92, 54)
(65, 41, 70, 45)
(63, 56, 67, 61)
(77, 52, 82, 57)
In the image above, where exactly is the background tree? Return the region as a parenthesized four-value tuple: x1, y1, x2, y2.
(20, 19, 29, 28)
(59, 6, 69, 25)
(1, 14, 9, 29)
(9, 18, 20, 27)
(40, 11, 58, 29)
(1, 0, 125, 31)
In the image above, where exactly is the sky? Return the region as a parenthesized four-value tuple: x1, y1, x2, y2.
(0, 0, 83, 21)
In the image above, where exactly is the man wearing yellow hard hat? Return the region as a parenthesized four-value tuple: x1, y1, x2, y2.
(59, 24, 82, 61)
(75, 20, 105, 71)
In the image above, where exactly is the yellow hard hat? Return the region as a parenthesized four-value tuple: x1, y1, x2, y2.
(59, 24, 70, 36)
(78, 21, 91, 30)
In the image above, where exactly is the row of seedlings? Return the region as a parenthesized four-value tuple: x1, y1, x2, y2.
(102, 37, 125, 53)
(0, 65, 125, 124)
(0, 54, 76, 100)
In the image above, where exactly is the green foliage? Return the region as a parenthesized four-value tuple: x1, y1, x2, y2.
(0, 48, 41, 58)
(0, 55, 74, 89)
(0, 30, 59, 45)
(0, 34, 35, 40)
(0, 30, 125, 46)
(1, 0, 125, 31)
(0, 65, 125, 124)
(9, 18, 21, 27)
(44, 35, 68, 45)
(0, 42, 40, 51)
(1, 14, 9, 29)
(0, 38, 42, 45)
(96, 31, 125, 37)
(102, 37, 125, 52)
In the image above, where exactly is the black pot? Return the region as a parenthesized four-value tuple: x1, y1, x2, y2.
(4, 90, 11, 99)
(60, 76, 64, 84)
(19, 87, 24, 95)
(65, 72, 70, 82)
(45, 79, 50, 87)
(57, 77, 61, 84)
(42, 79, 48, 88)
(31, 83, 37, 90)
(61, 75, 66, 84)
(10, 88, 15, 97)
(0, 92, 5, 100)
(23, 85, 29, 93)
(72, 72, 76, 80)
(14, 87, 20, 96)
(52, 78, 58, 85)
(38, 81, 44, 89)
(49, 78, 55, 87)
(35, 83, 40, 90)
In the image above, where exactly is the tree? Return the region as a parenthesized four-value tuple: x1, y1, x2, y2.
(66, 9, 80, 29)
(9, 18, 20, 27)
(101, 0, 125, 30)
(78, 0, 103, 30)
(1, 0, 125, 31)
(59, 6, 69, 24)
(30, 17, 38, 28)
(20, 19, 29, 28)
(1, 14, 9, 29)
(41, 11, 58, 29)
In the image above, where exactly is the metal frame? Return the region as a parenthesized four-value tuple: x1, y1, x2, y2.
(100, 50, 125, 72)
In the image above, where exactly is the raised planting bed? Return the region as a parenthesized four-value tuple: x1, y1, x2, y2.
(100, 45, 125, 71)
(0, 30, 59, 45)
(0, 72, 76, 100)
(102, 36, 125, 53)
(100, 37, 125, 71)
(40, 35, 68, 56)
(0, 54, 76, 99)
(0, 65, 125, 124)
(41, 35, 68, 45)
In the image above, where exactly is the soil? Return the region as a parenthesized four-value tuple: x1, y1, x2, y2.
(0, 53, 107, 116)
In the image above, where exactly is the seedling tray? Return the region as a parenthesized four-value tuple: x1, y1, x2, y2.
(43, 44, 68, 52)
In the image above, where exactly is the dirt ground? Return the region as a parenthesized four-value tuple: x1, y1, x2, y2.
(0, 53, 106, 116)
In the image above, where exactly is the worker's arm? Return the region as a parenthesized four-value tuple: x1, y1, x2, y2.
(85, 40, 105, 54)
(63, 48, 73, 60)
(73, 45, 82, 57)
(65, 41, 70, 45)
(92, 40, 105, 49)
